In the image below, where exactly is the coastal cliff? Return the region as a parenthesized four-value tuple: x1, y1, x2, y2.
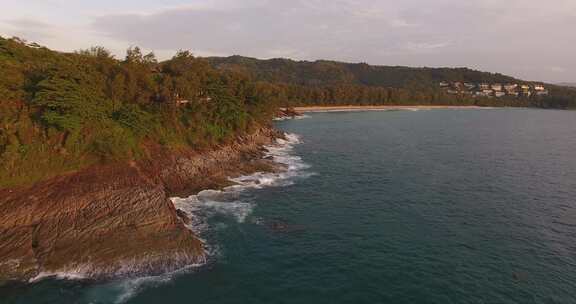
(0, 128, 281, 283)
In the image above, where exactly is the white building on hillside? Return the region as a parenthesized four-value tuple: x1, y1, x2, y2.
(534, 84, 545, 91)
(504, 84, 518, 91)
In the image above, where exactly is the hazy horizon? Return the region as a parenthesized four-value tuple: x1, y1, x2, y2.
(1, 0, 574, 83)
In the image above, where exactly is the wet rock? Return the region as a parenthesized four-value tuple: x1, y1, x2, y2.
(176, 209, 191, 225)
(276, 107, 302, 119)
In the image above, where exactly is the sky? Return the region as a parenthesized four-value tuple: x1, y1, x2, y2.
(1, 0, 575, 82)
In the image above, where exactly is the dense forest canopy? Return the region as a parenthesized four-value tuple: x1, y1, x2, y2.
(1, 37, 575, 187)
(208, 55, 518, 87)
(208, 56, 576, 108)
(0, 37, 282, 187)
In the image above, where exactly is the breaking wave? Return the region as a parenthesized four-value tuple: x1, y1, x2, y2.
(81, 260, 207, 304)
(109, 133, 311, 303)
(30, 268, 89, 283)
(30, 132, 310, 304)
(96, 132, 313, 304)
(172, 132, 311, 233)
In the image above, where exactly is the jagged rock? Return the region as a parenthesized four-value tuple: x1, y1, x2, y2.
(0, 128, 280, 283)
(276, 107, 302, 119)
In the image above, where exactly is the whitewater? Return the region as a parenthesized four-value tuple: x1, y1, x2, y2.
(103, 133, 313, 303)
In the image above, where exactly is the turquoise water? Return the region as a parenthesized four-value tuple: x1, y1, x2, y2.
(3, 108, 576, 303)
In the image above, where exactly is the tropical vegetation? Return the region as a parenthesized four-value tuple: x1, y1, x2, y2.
(1, 37, 575, 187)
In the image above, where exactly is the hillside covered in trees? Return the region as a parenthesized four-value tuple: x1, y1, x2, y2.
(2, 38, 576, 187)
(208, 56, 576, 109)
(0, 37, 283, 188)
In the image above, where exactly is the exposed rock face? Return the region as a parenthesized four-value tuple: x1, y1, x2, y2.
(0, 128, 281, 283)
(276, 107, 302, 119)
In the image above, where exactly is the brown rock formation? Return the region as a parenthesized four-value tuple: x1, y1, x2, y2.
(276, 107, 302, 119)
(0, 128, 282, 283)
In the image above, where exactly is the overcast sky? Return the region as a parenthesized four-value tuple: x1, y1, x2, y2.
(1, 0, 575, 82)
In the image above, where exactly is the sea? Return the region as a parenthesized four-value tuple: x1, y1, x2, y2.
(3, 108, 576, 304)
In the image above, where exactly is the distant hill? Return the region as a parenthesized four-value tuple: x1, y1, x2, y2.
(207, 55, 576, 109)
(207, 55, 522, 89)
(557, 82, 576, 88)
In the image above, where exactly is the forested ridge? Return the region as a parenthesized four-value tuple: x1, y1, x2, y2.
(208, 56, 576, 108)
(0, 37, 282, 187)
(1, 38, 575, 187)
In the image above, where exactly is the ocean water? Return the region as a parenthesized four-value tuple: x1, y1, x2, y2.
(3, 108, 576, 304)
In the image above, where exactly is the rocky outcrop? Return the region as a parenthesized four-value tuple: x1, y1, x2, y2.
(276, 107, 302, 119)
(0, 128, 281, 283)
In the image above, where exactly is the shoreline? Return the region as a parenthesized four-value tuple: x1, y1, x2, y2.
(0, 128, 283, 284)
(172, 132, 306, 235)
(292, 105, 485, 113)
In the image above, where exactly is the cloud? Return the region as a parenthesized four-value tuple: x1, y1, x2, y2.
(404, 42, 451, 52)
(2, 0, 575, 82)
(6, 19, 52, 30)
(91, 0, 446, 59)
(1, 18, 56, 41)
(549, 67, 567, 73)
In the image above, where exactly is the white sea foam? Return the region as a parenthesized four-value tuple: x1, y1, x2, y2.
(171, 132, 311, 233)
(107, 134, 310, 303)
(35, 133, 309, 304)
(28, 253, 207, 285)
(29, 268, 89, 283)
(113, 275, 172, 304)
(77, 259, 208, 304)
(111, 259, 209, 304)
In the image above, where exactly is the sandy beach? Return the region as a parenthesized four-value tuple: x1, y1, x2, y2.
(292, 105, 484, 113)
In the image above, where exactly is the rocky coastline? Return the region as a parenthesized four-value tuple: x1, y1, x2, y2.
(0, 127, 283, 284)
(276, 107, 302, 120)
